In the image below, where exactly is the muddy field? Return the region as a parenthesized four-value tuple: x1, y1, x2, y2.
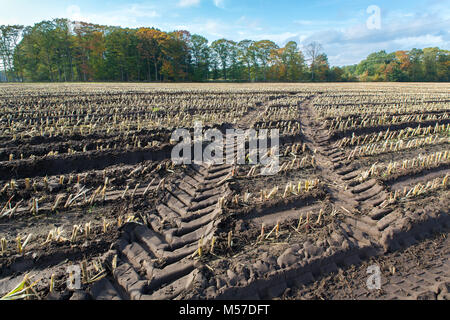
(0, 82, 448, 300)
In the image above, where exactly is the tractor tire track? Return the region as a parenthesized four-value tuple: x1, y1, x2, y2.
(90, 162, 233, 300)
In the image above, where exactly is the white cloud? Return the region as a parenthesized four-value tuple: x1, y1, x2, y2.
(252, 32, 298, 44)
(293, 20, 314, 26)
(235, 16, 262, 31)
(285, 9, 450, 66)
(65, 4, 159, 28)
(67, 5, 82, 20)
(392, 35, 444, 47)
(162, 16, 264, 40)
(168, 19, 225, 37)
(127, 4, 159, 19)
(178, 0, 201, 8)
(213, 0, 225, 8)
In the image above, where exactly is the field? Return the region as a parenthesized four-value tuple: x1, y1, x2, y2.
(0, 82, 448, 300)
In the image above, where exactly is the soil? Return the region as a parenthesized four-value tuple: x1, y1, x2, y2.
(285, 231, 449, 300)
(0, 83, 448, 300)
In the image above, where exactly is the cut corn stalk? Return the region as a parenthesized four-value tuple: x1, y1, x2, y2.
(0, 273, 38, 300)
(1, 237, 7, 255)
(227, 231, 233, 248)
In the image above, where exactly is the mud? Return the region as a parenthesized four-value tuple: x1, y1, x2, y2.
(0, 83, 448, 300)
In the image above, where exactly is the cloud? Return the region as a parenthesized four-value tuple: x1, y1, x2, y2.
(213, 0, 225, 8)
(127, 4, 160, 19)
(392, 35, 444, 47)
(67, 5, 82, 19)
(66, 4, 159, 28)
(178, 0, 201, 8)
(167, 19, 225, 37)
(251, 32, 298, 44)
(293, 20, 314, 26)
(284, 9, 450, 66)
(162, 15, 264, 40)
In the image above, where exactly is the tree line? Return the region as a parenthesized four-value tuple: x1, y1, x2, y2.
(344, 49, 449, 82)
(0, 19, 448, 82)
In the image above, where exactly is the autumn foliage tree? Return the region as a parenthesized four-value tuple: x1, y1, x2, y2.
(136, 28, 167, 81)
(354, 48, 449, 82)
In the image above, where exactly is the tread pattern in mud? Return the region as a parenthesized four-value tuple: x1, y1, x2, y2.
(90, 162, 232, 300)
(289, 233, 450, 300)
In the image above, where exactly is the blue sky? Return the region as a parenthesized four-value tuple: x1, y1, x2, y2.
(0, 0, 449, 66)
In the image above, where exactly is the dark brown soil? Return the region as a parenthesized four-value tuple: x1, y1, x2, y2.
(285, 231, 449, 300)
(0, 84, 448, 300)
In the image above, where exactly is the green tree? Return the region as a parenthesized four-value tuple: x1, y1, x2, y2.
(211, 39, 234, 80)
(408, 48, 424, 81)
(436, 49, 450, 81)
(237, 40, 256, 81)
(0, 25, 23, 81)
(328, 66, 344, 81)
(254, 40, 278, 81)
(305, 41, 323, 81)
(72, 22, 107, 81)
(283, 41, 305, 81)
(190, 34, 210, 81)
(314, 53, 330, 81)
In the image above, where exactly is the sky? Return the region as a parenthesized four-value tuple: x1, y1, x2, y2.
(0, 0, 449, 66)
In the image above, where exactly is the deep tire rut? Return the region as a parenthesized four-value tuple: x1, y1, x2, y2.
(91, 162, 233, 300)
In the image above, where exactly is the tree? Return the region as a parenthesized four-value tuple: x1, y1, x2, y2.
(20, 21, 60, 81)
(380, 51, 410, 82)
(269, 42, 304, 81)
(104, 28, 128, 81)
(159, 31, 191, 81)
(328, 66, 344, 82)
(237, 40, 256, 81)
(283, 41, 305, 81)
(73, 21, 106, 81)
(314, 53, 330, 81)
(51, 19, 76, 82)
(382, 61, 408, 82)
(340, 65, 358, 81)
(423, 47, 439, 81)
(304, 41, 323, 81)
(13, 26, 36, 81)
(436, 49, 450, 81)
(254, 40, 278, 81)
(136, 28, 167, 81)
(211, 39, 234, 80)
(408, 48, 424, 81)
(0, 25, 23, 81)
(228, 41, 239, 80)
(190, 34, 210, 81)
(270, 46, 287, 81)
(172, 30, 191, 81)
